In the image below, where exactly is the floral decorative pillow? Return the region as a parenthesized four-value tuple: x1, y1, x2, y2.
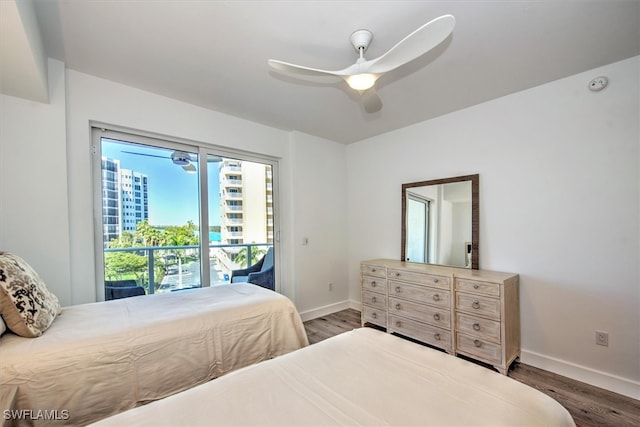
(0, 252, 61, 337)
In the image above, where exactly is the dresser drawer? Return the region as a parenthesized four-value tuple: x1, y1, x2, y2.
(389, 297, 450, 329)
(362, 276, 386, 294)
(456, 293, 501, 319)
(361, 264, 386, 278)
(456, 312, 501, 344)
(362, 305, 386, 327)
(362, 290, 386, 310)
(389, 315, 451, 352)
(456, 333, 502, 365)
(455, 279, 500, 297)
(388, 269, 449, 290)
(388, 280, 450, 309)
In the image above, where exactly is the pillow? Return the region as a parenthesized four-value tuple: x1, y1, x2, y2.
(0, 315, 6, 336)
(0, 252, 61, 337)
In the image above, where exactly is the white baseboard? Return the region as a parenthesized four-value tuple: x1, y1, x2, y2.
(521, 349, 640, 399)
(299, 300, 356, 322)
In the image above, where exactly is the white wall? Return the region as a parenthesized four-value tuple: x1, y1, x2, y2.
(0, 0, 49, 103)
(288, 131, 349, 319)
(0, 58, 70, 303)
(347, 56, 640, 397)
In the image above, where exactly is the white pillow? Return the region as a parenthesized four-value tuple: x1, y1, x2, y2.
(0, 315, 6, 336)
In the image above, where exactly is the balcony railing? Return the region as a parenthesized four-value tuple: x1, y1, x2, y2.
(221, 165, 242, 174)
(224, 217, 243, 225)
(103, 242, 272, 296)
(223, 178, 242, 187)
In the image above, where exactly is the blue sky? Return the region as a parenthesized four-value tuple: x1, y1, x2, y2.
(102, 139, 221, 227)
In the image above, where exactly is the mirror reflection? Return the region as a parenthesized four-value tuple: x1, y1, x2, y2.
(402, 175, 479, 269)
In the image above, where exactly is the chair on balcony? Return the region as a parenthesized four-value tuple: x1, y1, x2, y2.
(230, 247, 274, 291)
(105, 279, 146, 300)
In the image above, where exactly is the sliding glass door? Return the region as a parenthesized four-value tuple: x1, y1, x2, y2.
(92, 128, 278, 300)
(406, 193, 430, 263)
(204, 153, 275, 286)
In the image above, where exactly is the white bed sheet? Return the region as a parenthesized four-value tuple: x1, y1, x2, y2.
(92, 327, 575, 427)
(0, 284, 308, 426)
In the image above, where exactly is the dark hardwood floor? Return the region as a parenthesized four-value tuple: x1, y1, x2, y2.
(303, 309, 640, 427)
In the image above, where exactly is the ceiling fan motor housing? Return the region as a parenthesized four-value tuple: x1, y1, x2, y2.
(171, 151, 191, 166)
(350, 29, 373, 53)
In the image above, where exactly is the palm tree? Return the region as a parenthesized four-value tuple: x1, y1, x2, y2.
(136, 220, 164, 247)
(235, 245, 266, 268)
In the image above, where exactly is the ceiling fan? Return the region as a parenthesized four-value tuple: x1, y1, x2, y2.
(122, 150, 222, 173)
(268, 15, 455, 113)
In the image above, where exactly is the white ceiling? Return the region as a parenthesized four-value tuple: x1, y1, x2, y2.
(24, 0, 640, 143)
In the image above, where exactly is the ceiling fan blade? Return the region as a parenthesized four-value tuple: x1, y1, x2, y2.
(182, 163, 197, 173)
(361, 87, 382, 113)
(365, 14, 455, 75)
(268, 59, 351, 77)
(121, 150, 168, 159)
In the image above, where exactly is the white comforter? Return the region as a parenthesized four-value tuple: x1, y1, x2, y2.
(92, 327, 575, 427)
(0, 284, 308, 426)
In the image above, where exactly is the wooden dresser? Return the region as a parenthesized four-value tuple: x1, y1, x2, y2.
(361, 259, 519, 374)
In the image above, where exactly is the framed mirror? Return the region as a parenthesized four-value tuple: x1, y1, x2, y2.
(401, 174, 479, 269)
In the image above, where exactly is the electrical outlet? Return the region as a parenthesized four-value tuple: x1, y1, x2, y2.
(596, 331, 608, 347)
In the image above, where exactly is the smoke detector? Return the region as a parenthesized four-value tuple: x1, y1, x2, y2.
(588, 76, 608, 91)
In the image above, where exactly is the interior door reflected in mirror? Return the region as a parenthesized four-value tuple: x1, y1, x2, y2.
(401, 174, 479, 269)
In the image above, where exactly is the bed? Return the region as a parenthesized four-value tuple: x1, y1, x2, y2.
(91, 327, 575, 427)
(0, 283, 308, 426)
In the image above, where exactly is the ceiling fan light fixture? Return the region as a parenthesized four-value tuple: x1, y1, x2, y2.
(346, 73, 377, 91)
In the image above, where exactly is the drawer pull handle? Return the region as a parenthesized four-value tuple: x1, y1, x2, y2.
(433, 294, 440, 301)
(371, 269, 376, 273)
(473, 323, 481, 331)
(371, 281, 377, 287)
(434, 279, 439, 283)
(371, 296, 377, 303)
(395, 272, 401, 277)
(434, 333, 441, 341)
(433, 313, 440, 321)
(472, 300, 481, 309)
(395, 286, 401, 293)
(372, 312, 377, 319)
(473, 284, 479, 289)
(396, 321, 402, 327)
(395, 303, 401, 310)
(474, 339, 482, 348)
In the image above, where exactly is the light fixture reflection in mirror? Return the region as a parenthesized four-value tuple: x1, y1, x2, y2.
(401, 174, 479, 269)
